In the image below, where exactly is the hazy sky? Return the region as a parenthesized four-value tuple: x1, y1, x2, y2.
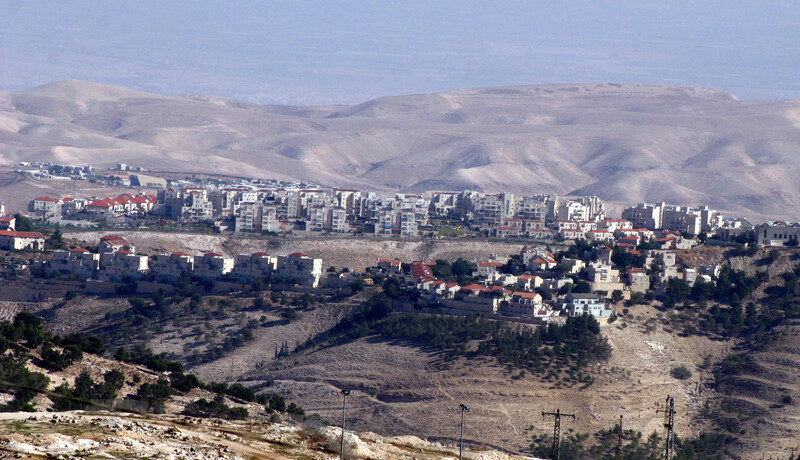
(2, 1, 799, 105)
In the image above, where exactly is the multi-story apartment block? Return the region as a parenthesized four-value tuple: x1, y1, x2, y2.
(231, 252, 278, 283)
(375, 208, 396, 235)
(335, 189, 362, 216)
(397, 208, 418, 237)
(235, 202, 260, 232)
(330, 207, 348, 233)
(622, 202, 722, 235)
(150, 252, 194, 282)
(47, 248, 100, 278)
(181, 189, 214, 220)
(275, 252, 323, 288)
(306, 205, 329, 232)
(261, 205, 279, 232)
(29, 196, 63, 220)
(429, 192, 459, 216)
(98, 250, 149, 281)
(587, 262, 620, 283)
(622, 203, 664, 230)
(193, 252, 234, 280)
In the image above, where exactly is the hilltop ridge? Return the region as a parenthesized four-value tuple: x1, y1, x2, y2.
(2, 80, 800, 219)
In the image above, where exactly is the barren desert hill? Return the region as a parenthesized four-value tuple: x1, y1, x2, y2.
(4, 80, 800, 219)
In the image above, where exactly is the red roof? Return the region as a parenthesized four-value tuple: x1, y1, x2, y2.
(410, 262, 434, 281)
(478, 262, 503, 268)
(512, 291, 541, 299)
(497, 226, 519, 231)
(34, 196, 57, 202)
(101, 235, 126, 241)
(445, 282, 460, 289)
(0, 230, 43, 238)
(171, 252, 191, 257)
(461, 284, 488, 292)
(70, 248, 89, 252)
(0, 217, 14, 222)
(288, 252, 308, 257)
(205, 252, 222, 257)
(252, 252, 271, 257)
(116, 250, 133, 255)
(531, 257, 550, 265)
(88, 199, 113, 207)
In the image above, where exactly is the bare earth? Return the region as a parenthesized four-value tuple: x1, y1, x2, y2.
(65, 230, 530, 272)
(239, 304, 731, 454)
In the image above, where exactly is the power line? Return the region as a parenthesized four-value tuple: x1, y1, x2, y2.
(657, 395, 676, 460)
(542, 408, 575, 460)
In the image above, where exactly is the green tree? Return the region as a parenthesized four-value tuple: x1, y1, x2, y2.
(13, 214, 35, 232)
(268, 394, 286, 412)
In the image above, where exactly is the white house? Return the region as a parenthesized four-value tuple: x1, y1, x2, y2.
(561, 293, 612, 318)
(0, 230, 45, 251)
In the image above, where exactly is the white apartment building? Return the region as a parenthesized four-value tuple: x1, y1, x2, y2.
(98, 251, 149, 281)
(193, 252, 234, 280)
(150, 252, 194, 282)
(47, 248, 100, 278)
(275, 252, 323, 288)
(231, 252, 278, 283)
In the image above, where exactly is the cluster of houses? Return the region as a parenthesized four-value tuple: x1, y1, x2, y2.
(24, 186, 717, 241)
(20, 183, 800, 249)
(37, 235, 324, 288)
(28, 194, 158, 222)
(377, 241, 722, 323)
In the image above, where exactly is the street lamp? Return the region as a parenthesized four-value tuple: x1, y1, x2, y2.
(459, 403, 470, 460)
(340, 389, 350, 460)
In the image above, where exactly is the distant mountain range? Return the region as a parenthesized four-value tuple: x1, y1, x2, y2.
(2, 80, 800, 220)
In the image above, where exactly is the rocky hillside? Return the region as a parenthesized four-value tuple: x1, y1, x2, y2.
(0, 411, 538, 460)
(3, 80, 800, 219)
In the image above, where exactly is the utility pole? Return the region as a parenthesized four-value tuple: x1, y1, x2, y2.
(542, 409, 575, 460)
(459, 404, 470, 460)
(340, 389, 350, 460)
(616, 415, 624, 460)
(657, 396, 676, 460)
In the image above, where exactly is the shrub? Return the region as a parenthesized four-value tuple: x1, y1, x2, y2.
(670, 365, 692, 380)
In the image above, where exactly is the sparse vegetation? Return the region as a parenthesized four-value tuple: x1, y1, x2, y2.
(310, 293, 609, 385)
(670, 365, 692, 380)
